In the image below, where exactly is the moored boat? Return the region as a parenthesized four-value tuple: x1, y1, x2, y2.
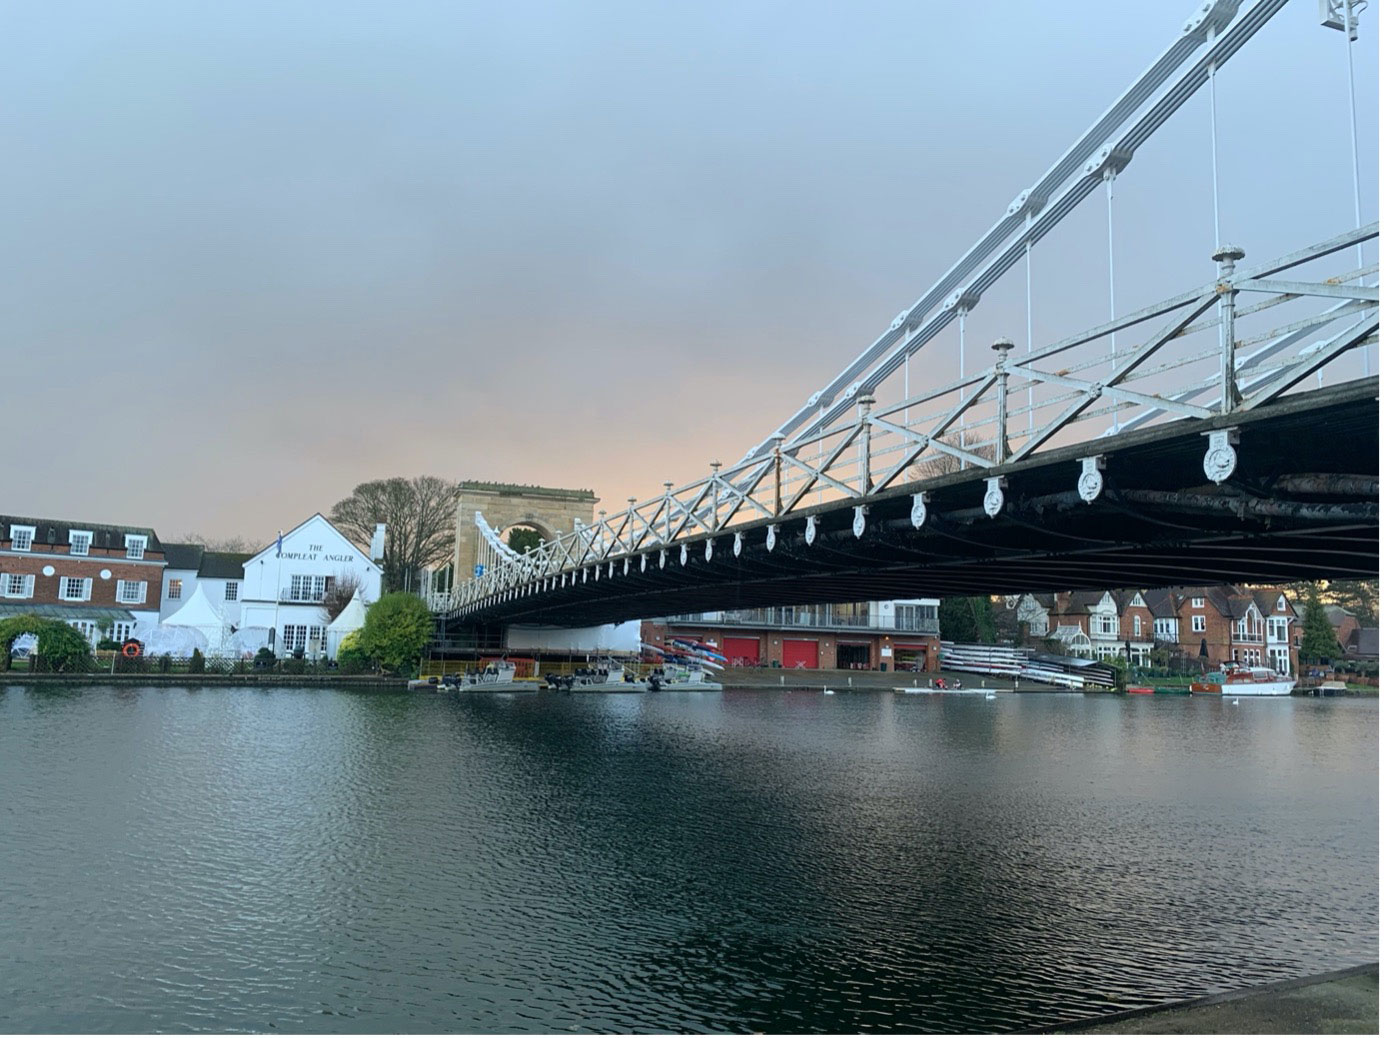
(1189, 664, 1295, 696)
(647, 662, 721, 691)
(1127, 686, 1155, 694)
(544, 659, 643, 692)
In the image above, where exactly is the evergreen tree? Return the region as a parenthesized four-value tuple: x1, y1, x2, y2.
(1298, 589, 1341, 665)
(939, 597, 997, 644)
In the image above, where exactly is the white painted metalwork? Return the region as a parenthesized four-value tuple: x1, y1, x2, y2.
(1078, 457, 1106, 503)
(1203, 428, 1240, 483)
(442, 226, 1377, 619)
(435, 1, 1377, 620)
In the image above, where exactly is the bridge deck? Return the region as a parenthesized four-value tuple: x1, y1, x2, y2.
(449, 380, 1378, 628)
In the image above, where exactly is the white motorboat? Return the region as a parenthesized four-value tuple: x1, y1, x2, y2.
(414, 660, 539, 692)
(646, 662, 721, 691)
(1190, 664, 1295, 696)
(544, 659, 643, 692)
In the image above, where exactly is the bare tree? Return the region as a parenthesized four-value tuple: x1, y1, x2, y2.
(173, 533, 255, 553)
(320, 571, 365, 623)
(330, 476, 455, 593)
(908, 433, 997, 481)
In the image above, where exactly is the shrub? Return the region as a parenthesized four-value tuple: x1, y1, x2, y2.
(158, 653, 172, 673)
(357, 593, 433, 674)
(97, 638, 120, 651)
(188, 648, 205, 674)
(254, 647, 276, 670)
(0, 615, 93, 673)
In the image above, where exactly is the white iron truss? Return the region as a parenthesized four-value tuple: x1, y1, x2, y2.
(435, 0, 1377, 618)
(439, 225, 1378, 615)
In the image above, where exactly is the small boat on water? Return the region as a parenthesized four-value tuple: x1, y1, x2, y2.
(411, 660, 539, 692)
(1127, 686, 1155, 695)
(1189, 664, 1295, 697)
(544, 659, 643, 692)
(1154, 685, 1191, 695)
(647, 661, 721, 691)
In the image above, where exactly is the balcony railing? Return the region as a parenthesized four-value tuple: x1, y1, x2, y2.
(280, 586, 326, 604)
(667, 607, 939, 635)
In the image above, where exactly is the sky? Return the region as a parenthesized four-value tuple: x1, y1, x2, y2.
(4, 0, 1378, 541)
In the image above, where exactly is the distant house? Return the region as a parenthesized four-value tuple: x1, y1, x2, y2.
(1324, 605, 1361, 654)
(1346, 627, 1378, 661)
(0, 514, 165, 645)
(1034, 584, 1300, 675)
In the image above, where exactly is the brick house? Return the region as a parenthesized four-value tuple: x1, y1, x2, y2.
(0, 515, 165, 645)
(1036, 584, 1300, 675)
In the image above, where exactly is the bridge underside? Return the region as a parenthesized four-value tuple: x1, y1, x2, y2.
(451, 381, 1378, 628)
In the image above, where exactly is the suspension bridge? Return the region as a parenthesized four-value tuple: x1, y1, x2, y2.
(436, 0, 1378, 631)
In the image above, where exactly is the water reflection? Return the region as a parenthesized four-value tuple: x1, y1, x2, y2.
(0, 685, 1374, 1033)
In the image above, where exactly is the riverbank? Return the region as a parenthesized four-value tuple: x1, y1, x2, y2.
(1040, 962, 1378, 1034)
(3, 672, 406, 688)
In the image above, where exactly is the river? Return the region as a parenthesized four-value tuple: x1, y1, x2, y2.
(0, 684, 1375, 1033)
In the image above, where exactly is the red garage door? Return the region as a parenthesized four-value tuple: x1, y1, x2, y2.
(724, 637, 760, 667)
(782, 639, 820, 670)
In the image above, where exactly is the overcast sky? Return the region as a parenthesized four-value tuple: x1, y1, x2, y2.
(4, 1, 1377, 541)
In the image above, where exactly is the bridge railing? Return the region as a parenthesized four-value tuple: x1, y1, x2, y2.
(444, 225, 1377, 617)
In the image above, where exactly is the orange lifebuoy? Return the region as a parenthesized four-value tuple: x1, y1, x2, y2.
(121, 641, 142, 659)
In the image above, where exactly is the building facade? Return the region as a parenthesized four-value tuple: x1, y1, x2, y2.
(651, 598, 942, 672)
(0, 515, 164, 644)
(159, 544, 251, 624)
(238, 514, 382, 657)
(999, 585, 1301, 675)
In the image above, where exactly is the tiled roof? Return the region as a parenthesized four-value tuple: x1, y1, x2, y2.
(1348, 628, 1378, 657)
(1324, 605, 1356, 625)
(198, 552, 251, 579)
(1141, 589, 1181, 618)
(162, 543, 205, 571)
(0, 515, 163, 554)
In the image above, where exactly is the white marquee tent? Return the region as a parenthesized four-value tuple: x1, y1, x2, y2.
(326, 589, 368, 659)
(157, 584, 230, 655)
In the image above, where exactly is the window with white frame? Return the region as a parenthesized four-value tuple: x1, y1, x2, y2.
(1192, 614, 1206, 632)
(10, 526, 34, 552)
(282, 624, 308, 653)
(3, 573, 34, 598)
(1154, 618, 1178, 641)
(125, 535, 147, 560)
(110, 621, 133, 644)
(1270, 647, 1291, 674)
(1191, 596, 1204, 608)
(289, 575, 326, 602)
(116, 580, 146, 604)
(307, 625, 325, 653)
(1132, 615, 1142, 638)
(69, 620, 97, 643)
(168, 578, 182, 600)
(225, 581, 239, 602)
(69, 531, 92, 556)
(1092, 615, 1118, 637)
(1267, 617, 1289, 643)
(60, 577, 91, 602)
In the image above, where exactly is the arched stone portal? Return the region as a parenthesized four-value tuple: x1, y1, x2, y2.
(454, 481, 599, 578)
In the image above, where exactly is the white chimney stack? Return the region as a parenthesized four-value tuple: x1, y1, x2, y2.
(369, 523, 387, 562)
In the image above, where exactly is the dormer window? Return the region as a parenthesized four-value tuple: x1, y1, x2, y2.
(1191, 596, 1204, 608)
(10, 525, 34, 552)
(69, 530, 92, 556)
(125, 535, 147, 560)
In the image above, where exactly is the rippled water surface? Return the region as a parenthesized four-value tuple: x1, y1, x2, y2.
(0, 685, 1375, 1033)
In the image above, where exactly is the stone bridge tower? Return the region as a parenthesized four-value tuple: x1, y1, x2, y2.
(453, 481, 599, 578)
